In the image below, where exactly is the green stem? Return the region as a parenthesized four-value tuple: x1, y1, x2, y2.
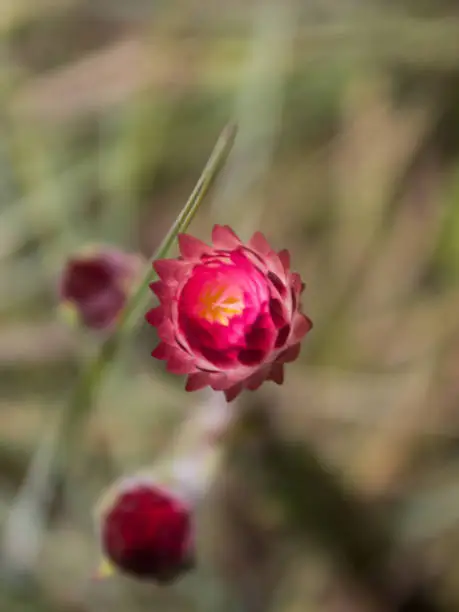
(57, 122, 237, 463)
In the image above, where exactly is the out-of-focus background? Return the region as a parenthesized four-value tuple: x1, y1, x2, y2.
(1, 0, 459, 610)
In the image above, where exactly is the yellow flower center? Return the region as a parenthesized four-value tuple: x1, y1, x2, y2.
(198, 284, 243, 326)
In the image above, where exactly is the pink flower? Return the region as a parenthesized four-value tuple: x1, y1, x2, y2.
(98, 477, 193, 583)
(59, 246, 142, 330)
(146, 225, 312, 401)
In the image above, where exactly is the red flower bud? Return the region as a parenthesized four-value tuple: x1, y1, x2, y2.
(98, 477, 193, 583)
(146, 225, 312, 401)
(59, 246, 142, 330)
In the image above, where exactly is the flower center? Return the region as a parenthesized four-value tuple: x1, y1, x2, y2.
(197, 283, 243, 326)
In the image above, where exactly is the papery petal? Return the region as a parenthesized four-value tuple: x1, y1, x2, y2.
(224, 383, 244, 402)
(185, 372, 211, 392)
(278, 249, 290, 273)
(201, 345, 239, 368)
(267, 271, 287, 298)
(246, 367, 269, 391)
(291, 313, 313, 341)
(269, 298, 288, 328)
(238, 348, 265, 366)
(151, 342, 169, 360)
(167, 353, 196, 375)
(278, 343, 301, 363)
(175, 261, 195, 284)
(208, 373, 230, 391)
(266, 251, 286, 282)
(230, 249, 257, 274)
(154, 259, 184, 282)
(145, 306, 164, 327)
(290, 273, 304, 311)
(178, 234, 210, 260)
(248, 231, 271, 256)
(245, 322, 274, 352)
(268, 362, 284, 385)
(149, 281, 171, 303)
(275, 324, 291, 348)
(211, 225, 241, 249)
(291, 273, 303, 296)
(156, 319, 176, 344)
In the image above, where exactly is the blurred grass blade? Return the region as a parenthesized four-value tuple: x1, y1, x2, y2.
(97, 94, 171, 247)
(1, 428, 56, 578)
(211, 0, 294, 239)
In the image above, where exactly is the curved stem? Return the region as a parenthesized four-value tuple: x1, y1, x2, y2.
(59, 122, 237, 460)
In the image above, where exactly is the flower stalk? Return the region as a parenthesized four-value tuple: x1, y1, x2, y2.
(56, 123, 237, 470)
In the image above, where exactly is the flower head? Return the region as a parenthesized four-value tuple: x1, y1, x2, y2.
(96, 476, 193, 583)
(146, 225, 312, 401)
(59, 246, 142, 330)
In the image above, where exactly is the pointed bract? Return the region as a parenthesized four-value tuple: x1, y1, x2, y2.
(268, 362, 284, 384)
(145, 306, 164, 326)
(151, 342, 169, 360)
(211, 224, 241, 249)
(153, 259, 183, 282)
(167, 353, 196, 374)
(149, 281, 171, 302)
(178, 234, 210, 259)
(278, 249, 290, 272)
(186, 372, 211, 392)
(279, 343, 301, 363)
(248, 231, 271, 255)
(292, 312, 313, 341)
(224, 383, 244, 402)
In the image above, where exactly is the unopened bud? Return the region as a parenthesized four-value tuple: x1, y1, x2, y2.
(96, 476, 194, 583)
(58, 245, 143, 331)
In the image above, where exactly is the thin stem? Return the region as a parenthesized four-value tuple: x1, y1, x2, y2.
(59, 122, 237, 471)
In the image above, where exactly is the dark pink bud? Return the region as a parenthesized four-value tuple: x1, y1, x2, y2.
(59, 246, 142, 330)
(99, 478, 194, 583)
